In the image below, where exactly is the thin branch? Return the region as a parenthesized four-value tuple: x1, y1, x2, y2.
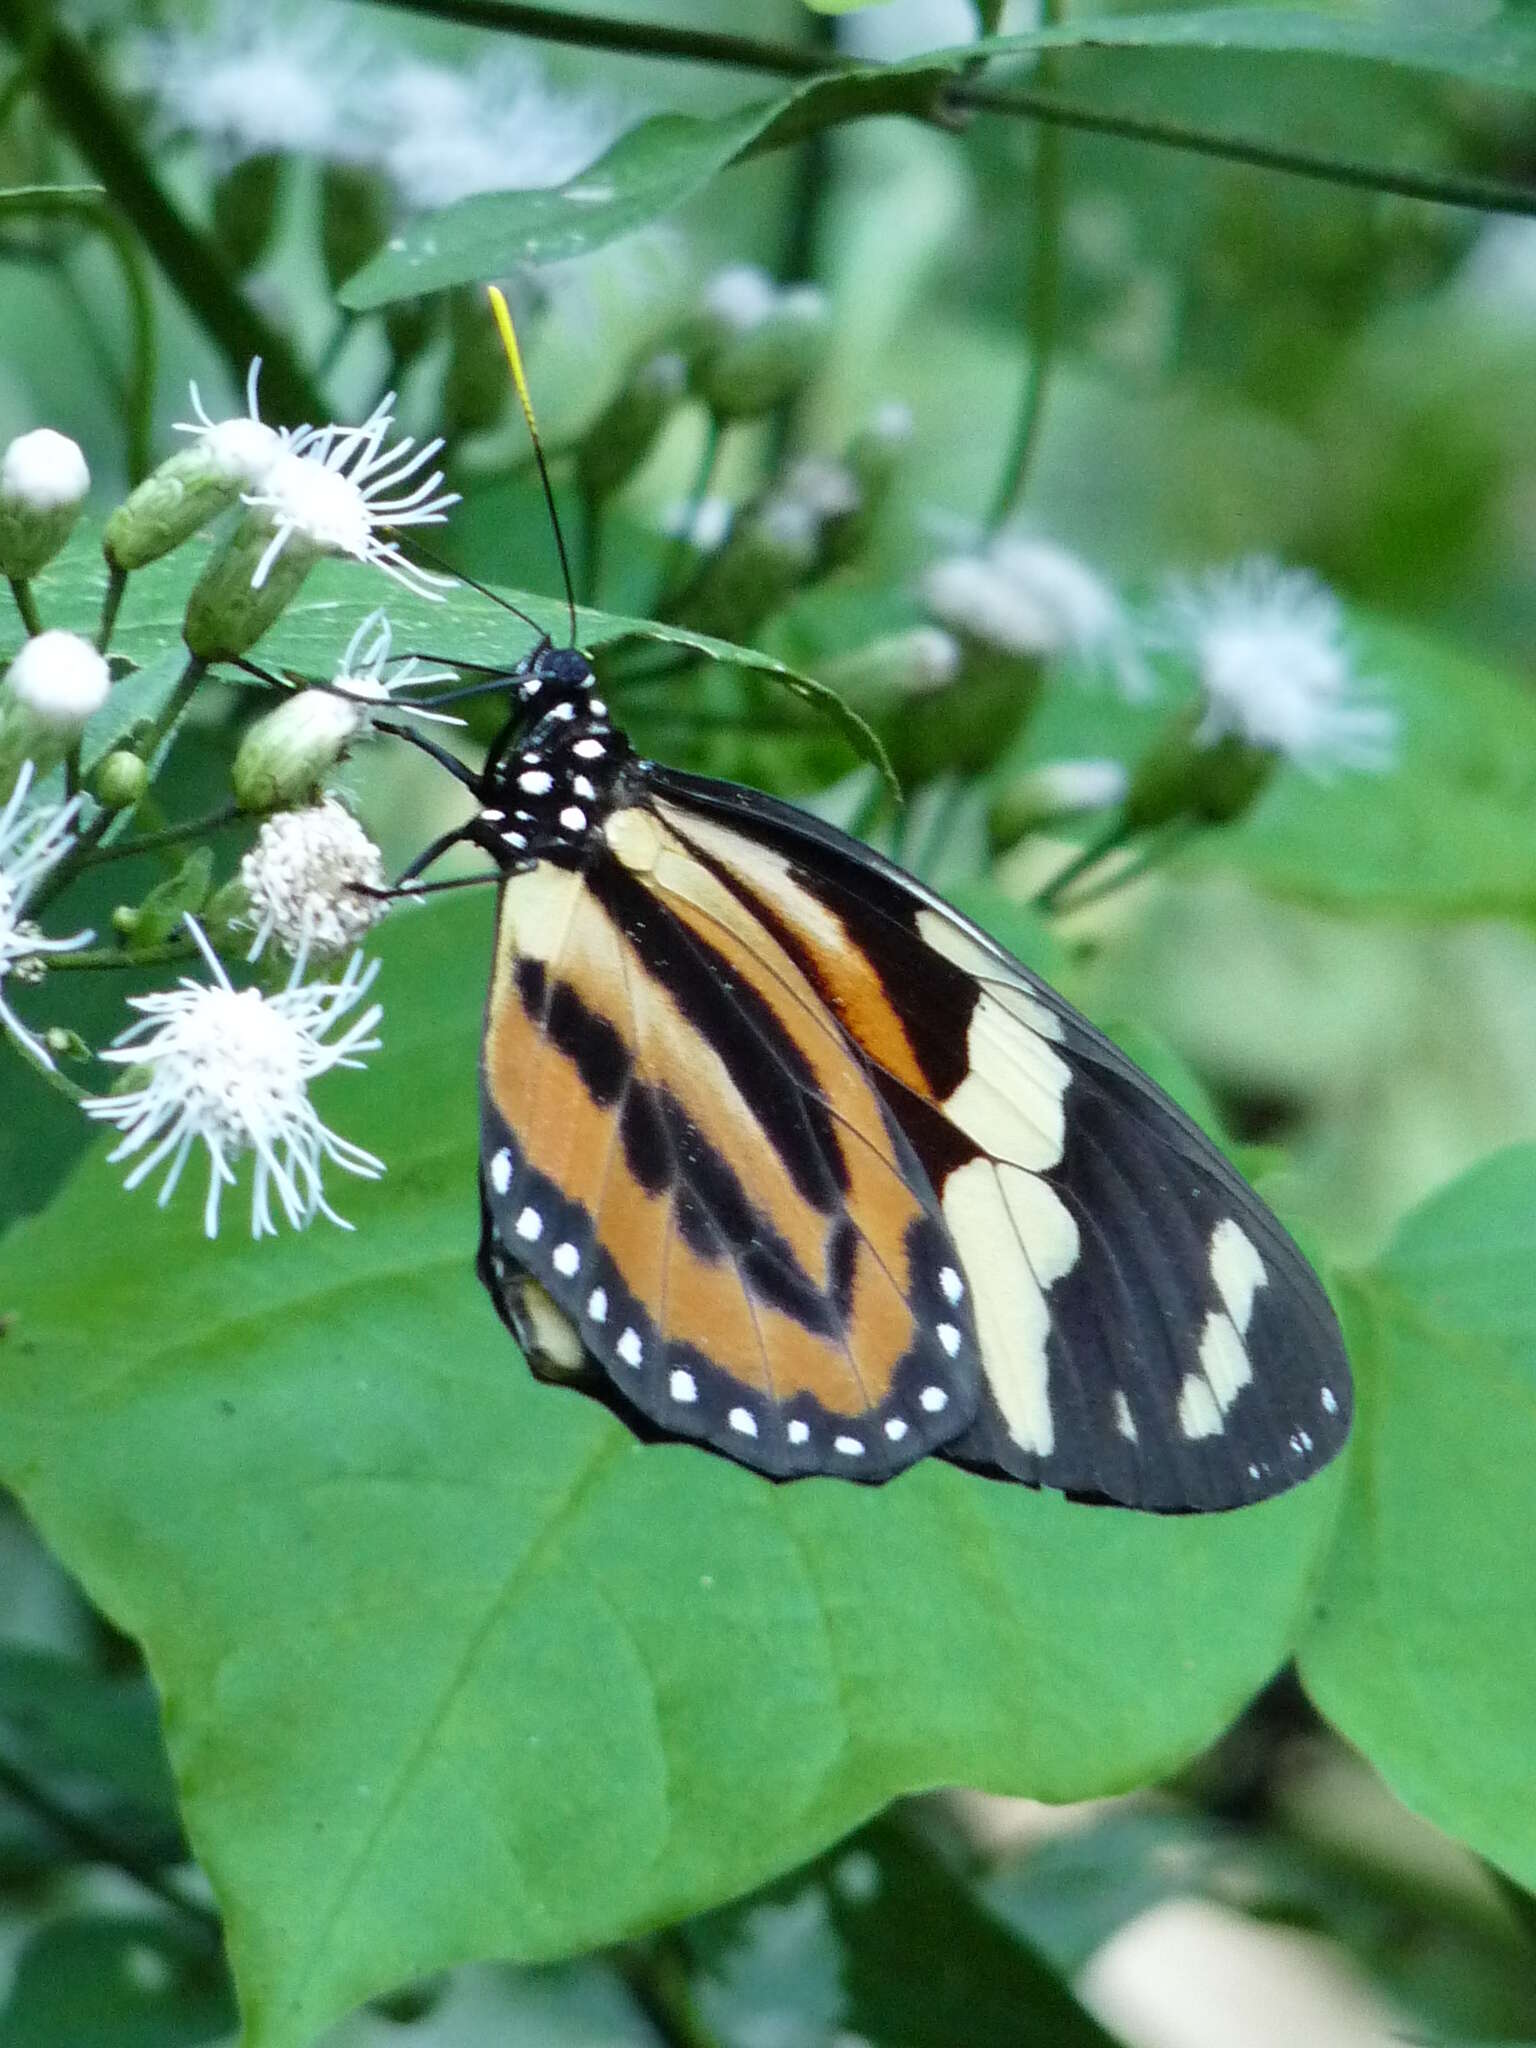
(349, 1, 1536, 219)
(987, 0, 1063, 530)
(614, 1935, 722, 2048)
(75, 803, 243, 870)
(4, 1028, 88, 1107)
(6, 575, 42, 636)
(4, 14, 325, 424)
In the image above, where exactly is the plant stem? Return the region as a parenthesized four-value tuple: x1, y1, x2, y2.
(76, 802, 242, 869)
(6, 574, 41, 635)
(97, 562, 128, 652)
(614, 1934, 722, 2048)
(47, 935, 204, 973)
(139, 654, 210, 773)
(5, 1029, 89, 1107)
(987, 0, 1063, 530)
(1030, 815, 1135, 912)
(6, 14, 325, 425)
(353, 0, 1536, 220)
(0, 1750, 221, 1945)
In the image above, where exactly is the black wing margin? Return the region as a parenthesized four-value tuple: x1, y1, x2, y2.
(650, 767, 1352, 1512)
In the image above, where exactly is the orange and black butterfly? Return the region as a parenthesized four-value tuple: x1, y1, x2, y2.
(395, 295, 1350, 1512)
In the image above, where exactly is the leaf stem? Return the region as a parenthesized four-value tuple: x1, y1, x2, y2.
(1030, 815, 1135, 912)
(6, 15, 325, 424)
(351, 1, 1536, 220)
(987, 0, 1063, 530)
(5, 1028, 88, 1107)
(76, 802, 243, 871)
(6, 574, 42, 635)
(97, 562, 128, 652)
(0, 1749, 221, 1944)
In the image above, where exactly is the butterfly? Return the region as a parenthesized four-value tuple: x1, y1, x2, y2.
(393, 292, 1351, 1512)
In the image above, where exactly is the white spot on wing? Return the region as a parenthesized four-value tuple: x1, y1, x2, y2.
(833, 1435, 865, 1457)
(515, 1207, 542, 1242)
(1113, 1390, 1137, 1442)
(940, 1265, 964, 1304)
(919, 1385, 948, 1414)
(1210, 1218, 1267, 1335)
(587, 1287, 608, 1323)
(669, 1367, 696, 1402)
(1198, 1309, 1252, 1413)
(559, 806, 587, 832)
(787, 1419, 810, 1445)
(728, 1406, 758, 1437)
(490, 1148, 511, 1195)
(936, 1322, 961, 1357)
(552, 1242, 580, 1277)
(617, 1327, 643, 1367)
(885, 1417, 909, 1441)
(1178, 1373, 1223, 1440)
(518, 769, 553, 796)
(1320, 1385, 1338, 1415)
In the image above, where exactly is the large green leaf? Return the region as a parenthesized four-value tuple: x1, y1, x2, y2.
(4, 528, 892, 790)
(1299, 1147, 1536, 1891)
(0, 891, 1343, 2048)
(340, 9, 1536, 310)
(0, 1916, 234, 2048)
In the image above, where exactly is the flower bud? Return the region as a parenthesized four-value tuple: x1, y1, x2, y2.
(105, 422, 286, 574)
(0, 429, 90, 579)
(837, 401, 911, 555)
(989, 758, 1130, 849)
(211, 152, 283, 275)
(1123, 708, 1275, 833)
(576, 351, 688, 503)
(696, 286, 830, 420)
(119, 847, 214, 948)
(0, 630, 110, 783)
(231, 690, 364, 812)
(779, 456, 863, 569)
(183, 513, 321, 662)
(821, 627, 961, 708)
(93, 748, 150, 811)
(673, 264, 778, 367)
(671, 494, 819, 640)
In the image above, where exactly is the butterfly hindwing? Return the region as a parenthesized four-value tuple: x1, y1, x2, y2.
(645, 770, 1352, 1509)
(477, 825, 981, 1481)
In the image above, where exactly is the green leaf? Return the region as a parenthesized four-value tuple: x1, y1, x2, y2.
(1299, 1147, 1536, 1892)
(1197, 619, 1536, 920)
(6, 529, 895, 794)
(692, 1812, 1117, 2047)
(0, 892, 1343, 2048)
(125, 848, 213, 947)
(0, 1645, 181, 1851)
(339, 9, 1536, 313)
(0, 1917, 234, 2048)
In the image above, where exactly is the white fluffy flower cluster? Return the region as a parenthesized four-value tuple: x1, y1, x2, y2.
(240, 797, 387, 962)
(85, 922, 383, 1239)
(0, 763, 92, 1068)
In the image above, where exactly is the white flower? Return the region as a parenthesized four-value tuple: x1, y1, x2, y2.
(780, 457, 861, 524)
(370, 54, 624, 213)
(701, 264, 779, 335)
(137, 1, 373, 164)
(0, 762, 92, 1068)
(327, 610, 459, 726)
(240, 797, 387, 961)
(241, 399, 459, 599)
(660, 495, 734, 553)
(173, 358, 294, 486)
(86, 920, 383, 1238)
(922, 533, 1150, 696)
(4, 632, 111, 735)
(1, 429, 89, 512)
(1163, 559, 1397, 775)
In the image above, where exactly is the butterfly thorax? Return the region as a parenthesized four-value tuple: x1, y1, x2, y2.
(471, 647, 632, 871)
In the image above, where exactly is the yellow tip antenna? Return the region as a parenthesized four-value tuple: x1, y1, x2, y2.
(487, 284, 578, 647)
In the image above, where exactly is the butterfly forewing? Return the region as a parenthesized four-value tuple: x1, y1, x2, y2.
(478, 815, 981, 1481)
(645, 770, 1352, 1509)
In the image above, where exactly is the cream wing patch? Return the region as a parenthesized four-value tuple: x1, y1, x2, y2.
(943, 1158, 1079, 1459)
(1210, 1217, 1267, 1333)
(1176, 1221, 1269, 1440)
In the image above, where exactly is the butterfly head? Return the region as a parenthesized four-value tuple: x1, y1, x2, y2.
(474, 645, 629, 870)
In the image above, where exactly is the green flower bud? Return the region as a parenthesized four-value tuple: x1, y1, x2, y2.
(838, 401, 912, 555)
(211, 152, 283, 275)
(696, 287, 830, 420)
(671, 494, 819, 641)
(0, 429, 90, 579)
(0, 629, 110, 784)
(119, 847, 214, 948)
(989, 758, 1130, 850)
(320, 161, 395, 293)
(1123, 707, 1276, 833)
(821, 627, 961, 710)
(183, 513, 321, 663)
(93, 748, 150, 811)
(106, 451, 242, 573)
(576, 351, 688, 503)
(231, 689, 364, 813)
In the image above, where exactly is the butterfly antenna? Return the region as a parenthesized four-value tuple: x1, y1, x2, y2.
(400, 536, 548, 641)
(487, 283, 579, 647)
